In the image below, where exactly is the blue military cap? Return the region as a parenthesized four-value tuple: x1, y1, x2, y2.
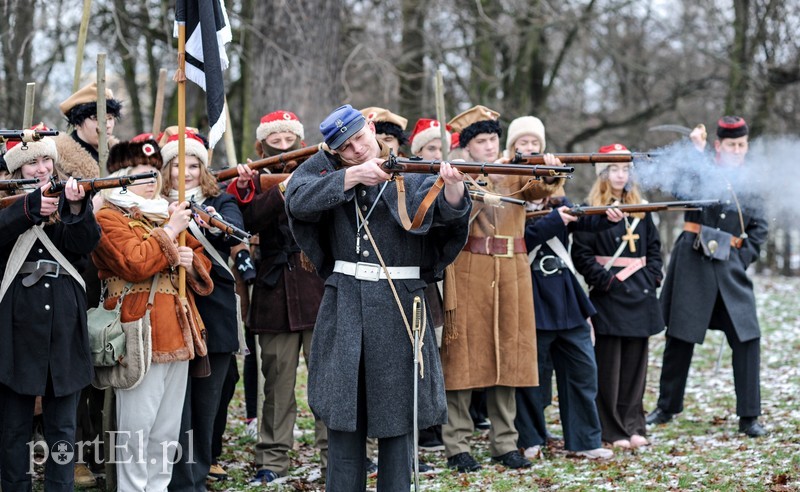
(320, 104, 366, 150)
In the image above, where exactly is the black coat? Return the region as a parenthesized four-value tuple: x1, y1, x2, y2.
(524, 204, 597, 331)
(0, 191, 100, 397)
(190, 192, 243, 354)
(572, 212, 664, 338)
(660, 200, 767, 344)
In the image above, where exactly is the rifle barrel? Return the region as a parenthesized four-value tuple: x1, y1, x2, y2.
(47, 171, 158, 195)
(0, 129, 59, 143)
(214, 144, 321, 181)
(384, 156, 574, 178)
(0, 178, 39, 191)
(512, 152, 657, 165)
(469, 191, 526, 206)
(189, 200, 251, 242)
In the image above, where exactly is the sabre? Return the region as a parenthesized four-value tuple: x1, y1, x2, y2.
(411, 295, 423, 491)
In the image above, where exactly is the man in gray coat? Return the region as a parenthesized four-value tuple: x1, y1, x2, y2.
(285, 104, 470, 490)
(647, 116, 768, 437)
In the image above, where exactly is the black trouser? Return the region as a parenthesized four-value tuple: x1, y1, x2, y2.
(169, 352, 233, 491)
(326, 360, 411, 491)
(1, 381, 81, 492)
(516, 325, 603, 451)
(595, 335, 649, 443)
(212, 354, 239, 463)
(243, 328, 259, 420)
(657, 296, 761, 417)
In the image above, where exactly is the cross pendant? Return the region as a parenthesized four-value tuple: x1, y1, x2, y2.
(622, 226, 639, 253)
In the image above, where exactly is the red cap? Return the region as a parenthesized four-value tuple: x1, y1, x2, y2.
(598, 143, 629, 153)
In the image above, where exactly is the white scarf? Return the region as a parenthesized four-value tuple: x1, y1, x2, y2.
(168, 186, 206, 204)
(103, 186, 170, 223)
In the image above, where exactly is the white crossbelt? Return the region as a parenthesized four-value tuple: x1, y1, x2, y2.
(333, 260, 419, 282)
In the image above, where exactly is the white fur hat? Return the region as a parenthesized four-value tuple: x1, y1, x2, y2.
(256, 110, 304, 142)
(506, 116, 546, 153)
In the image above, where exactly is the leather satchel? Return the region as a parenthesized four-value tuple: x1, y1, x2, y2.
(693, 225, 732, 261)
(87, 283, 132, 367)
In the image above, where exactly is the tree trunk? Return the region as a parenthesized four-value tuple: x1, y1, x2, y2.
(398, 0, 426, 122)
(725, 0, 750, 113)
(0, 0, 35, 128)
(248, 0, 343, 140)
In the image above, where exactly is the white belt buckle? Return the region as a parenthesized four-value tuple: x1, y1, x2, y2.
(354, 262, 381, 282)
(37, 259, 62, 278)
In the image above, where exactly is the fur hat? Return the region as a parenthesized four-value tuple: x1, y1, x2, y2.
(595, 143, 630, 176)
(160, 131, 209, 168)
(448, 105, 501, 148)
(506, 116, 546, 153)
(716, 116, 748, 140)
(106, 139, 163, 175)
(409, 118, 451, 156)
(256, 110, 304, 142)
(3, 124, 59, 174)
(60, 82, 122, 126)
(361, 107, 408, 146)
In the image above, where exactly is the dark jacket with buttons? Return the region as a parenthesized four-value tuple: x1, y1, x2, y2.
(572, 211, 664, 338)
(524, 202, 597, 331)
(285, 148, 471, 438)
(660, 199, 767, 344)
(0, 190, 100, 397)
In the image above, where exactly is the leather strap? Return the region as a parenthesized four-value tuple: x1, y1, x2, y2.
(683, 221, 743, 248)
(396, 175, 445, 231)
(595, 256, 647, 282)
(332, 260, 420, 281)
(463, 236, 526, 257)
(18, 260, 70, 287)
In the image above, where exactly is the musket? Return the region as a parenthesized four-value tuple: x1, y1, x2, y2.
(382, 154, 574, 179)
(468, 190, 527, 207)
(0, 171, 158, 209)
(0, 129, 59, 144)
(189, 198, 251, 242)
(511, 151, 658, 165)
(525, 199, 720, 219)
(0, 178, 39, 191)
(214, 144, 322, 181)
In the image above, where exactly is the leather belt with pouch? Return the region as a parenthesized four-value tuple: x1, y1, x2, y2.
(106, 274, 179, 299)
(18, 260, 70, 287)
(684, 222, 743, 261)
(532, 255, 569, 276)
(464, 235, 527, 258)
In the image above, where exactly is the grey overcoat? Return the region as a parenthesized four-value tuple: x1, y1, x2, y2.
(285, 150, 471, 438)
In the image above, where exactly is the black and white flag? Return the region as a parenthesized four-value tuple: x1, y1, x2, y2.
(174, 0, 231, 149)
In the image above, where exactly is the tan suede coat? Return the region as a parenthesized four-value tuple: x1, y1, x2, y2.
(92, 207, 214, 363)
(441, 175, 562, 390)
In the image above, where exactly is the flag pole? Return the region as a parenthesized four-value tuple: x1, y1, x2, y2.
(176, 21, 187, 299)
(435, 69, 448, 161)
(151, 68, 168, 137)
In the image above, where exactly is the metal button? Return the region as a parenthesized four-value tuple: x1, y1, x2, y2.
(360, 190, 367, 197)
(725, 200, 731, 205)
(362, 250, 370, 258)
(720, 213, 726, 219)
(38, 248, 43, 254)
(44, 283, 50, 288)
(45, 305, 51, 310)
(363, 234, 368, 240)
(361, 205, 368, 212)
(643, 289, 649, 294)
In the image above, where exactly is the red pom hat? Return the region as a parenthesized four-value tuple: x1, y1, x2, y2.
(256, 110, 304, 142)
(3, 123, 59, 174)
(409, 119, 451, 156)
(595, 143, 630, 176)
(160, 131, 209, 168)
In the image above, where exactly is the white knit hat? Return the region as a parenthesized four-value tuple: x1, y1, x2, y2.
(506, 116, 546, 153)
(3, 125, 59, 174)
(160, 131, 208, 168)
(256, 110, 304, 142)
(409, 118, 451, 156)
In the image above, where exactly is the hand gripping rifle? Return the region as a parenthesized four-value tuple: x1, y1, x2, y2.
(0, 171, 158, 209)
(188, 198, 251, 242)
(382, 154, 574, 179)
(525, 199, 720, 219)
(214, 144, 322, 182)
(0, 178, 39, 191)
(0, 129, 59, 144)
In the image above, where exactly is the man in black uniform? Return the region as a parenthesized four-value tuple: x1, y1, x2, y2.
(647, 116, 768, 437)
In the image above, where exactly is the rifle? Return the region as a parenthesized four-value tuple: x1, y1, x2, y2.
(468, 190, 526, 207)
(382, 154, 574, 179)
(0, 129, 59, 144)
(0, 171, 158, 209)
(189, 198, 251, 242)
(0, 178, 39, 191)
(525, 199, 720, 219)
(214, 144, 321, 181)
(511, 151, 657, 166)
(259, 173, 290, 192)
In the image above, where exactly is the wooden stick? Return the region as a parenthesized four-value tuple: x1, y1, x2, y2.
(435, 69, 448, 161)
(96, 54, 109, 176)
(73, 0, 93, 92)
(222, 96, 237, 167)
(151, 68, 168, 136)
(23, 83, 35, 128)
(177, 23, 187, 299)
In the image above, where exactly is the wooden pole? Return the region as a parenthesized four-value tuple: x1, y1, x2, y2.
(177, 23, 187, 299)
(73, 0, 93, 92)
(222, 97, 237, 167)
(22, 83, 35, 128)
(151, 68, 168, 137)
(435, 70, 448, 161)
(96, 54, 109, 176)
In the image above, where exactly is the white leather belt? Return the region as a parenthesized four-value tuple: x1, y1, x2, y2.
(333, 260, 420, 282)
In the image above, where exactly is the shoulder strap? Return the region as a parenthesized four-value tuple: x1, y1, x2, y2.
(32, 225, 86, 290)
(189, 221, 235, 281)
(0, 228, 38, 303)
(603, 217, 641, 271)
(395, 175, 445, 231)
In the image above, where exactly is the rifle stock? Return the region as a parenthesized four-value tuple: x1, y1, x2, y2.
(259, 173, 291, 192)
(189, 199, 251, 242)
(214, 144, 321, 181)
(526, 199, 720, 219)
(0, 178, 39, 191)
